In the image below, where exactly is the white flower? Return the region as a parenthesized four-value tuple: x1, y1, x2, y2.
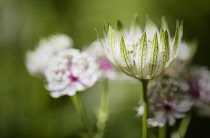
(26, 34, 73, 77)
(164, 41, 197, 76)
(137, 79, 193, 127)
(45, 49, 100, 98)
(103, 16, 182, 80)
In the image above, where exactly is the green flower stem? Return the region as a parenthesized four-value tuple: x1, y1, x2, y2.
(159, 126, 166, 138)
(142, 80, 149, 138)
(71, 93, 94, 138)
(178, 114, 192, 138)
(96, 79, 109, 138)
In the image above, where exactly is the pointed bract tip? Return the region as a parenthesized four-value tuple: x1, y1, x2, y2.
(116, 19, 124, 31)
(153, 32, 158, 38)
(146, 15, 152, 23)
(94, 27, 100, 39)
(103, 22, 110, 35)
(108, 24, 113, 31)
(161, 16, 169, 30)
(131, 14, 139, 28)
(145, 15, 156, 29)
(179, 21, 183, 38)
(108, 22, 112, 27)
(140, 31, 147, 45)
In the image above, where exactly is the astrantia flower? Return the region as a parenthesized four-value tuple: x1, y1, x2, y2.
(164, 41, 197, 77)
(45, 49, 100, 98)
(185, 66, 210, 102)
(103, 17, 182, 80)
(181, 66, 210, 117)
(26, 34, 73, 77)
(137, 79, 193, 127)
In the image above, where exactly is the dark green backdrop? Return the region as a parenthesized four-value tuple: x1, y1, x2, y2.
(1, 0, 210, 137)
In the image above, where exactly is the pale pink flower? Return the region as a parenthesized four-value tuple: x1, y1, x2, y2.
(45, 49, 100, 98)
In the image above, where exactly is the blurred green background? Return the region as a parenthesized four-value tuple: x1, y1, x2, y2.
(1, 0, 210, 137)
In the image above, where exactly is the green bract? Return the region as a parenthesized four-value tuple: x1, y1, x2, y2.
(103, 17, 183, 80)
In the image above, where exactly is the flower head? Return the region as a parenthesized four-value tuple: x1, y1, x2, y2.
(103, 16, 182, 80)
(26, 34, 73, 77)
(185, 66, 210, 102)
(137, 79, 193, 127)
(178, 66, 210, 117)
(45, 49, 100, 98)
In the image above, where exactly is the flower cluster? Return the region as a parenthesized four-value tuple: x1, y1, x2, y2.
(137, 79, 193, 127)
(25, 15, 210, 138)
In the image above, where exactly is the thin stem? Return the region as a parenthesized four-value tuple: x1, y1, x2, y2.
(178, 114, 192, 138)
(96, 79, 109, 138)
(71, 93, 94, 138)
(142, 80, 149, 138)
(159, 126, 166, 138)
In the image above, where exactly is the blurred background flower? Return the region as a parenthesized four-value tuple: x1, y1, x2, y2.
(45, 49, 100, 98)
(183, 66, 210, 117)
(137, 79, 193, 127)
(1, 0, 210, 138)
(26, 34, 73, 77)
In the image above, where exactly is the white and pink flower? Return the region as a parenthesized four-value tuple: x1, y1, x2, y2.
(137, 79, 193, 127)
(45, 49, 100, 98)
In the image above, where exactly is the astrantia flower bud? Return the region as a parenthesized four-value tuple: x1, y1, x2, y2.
(103, 17, 182, 80)
(45, 49, 100, 98)
(26, 34, 73, 77)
